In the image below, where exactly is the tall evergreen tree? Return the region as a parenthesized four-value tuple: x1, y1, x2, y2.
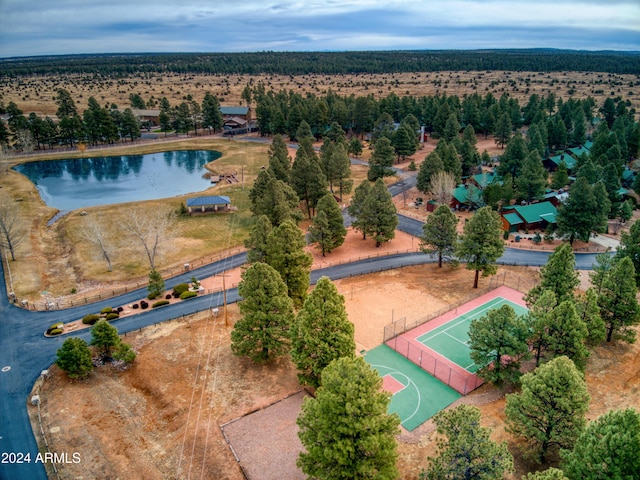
(348, 179, 372, 239)
(574, 288, 607, 347)
(419, 205, 458, 268)
(360, 179, 398, 247)
(497, 131, 528, 179)
(265, 220, 313, 308)
(297, 356, 399, 479)
(90, 320, 122, 357)
(244, 214, 272, 263)
(526, 243, 579, 305)
(616, 219, 640, 287)
(598, 256, 640, 343)
(494, 111, 513, 148)
(291, 276, 355, 388)
(201, 92, 223, 134)
(550, 161, 569, 190)
(267, 134, 291, 183)
(561, 408, 640, 480)
(392, 124, 417, 162)
(420, 405, 513, 480)
(368, 136, 395, 181)
(309, 194, 346, 256)
(469, 305, 530, 386)
(556, 176, 609, 243)
(291, 143, 328, 218)
(545, 300, 589, 371)
(516, 151, 548, 204)
(525, 290, 558, 367)
(249, 170, 302, 226)
(416, 151, 444, 194)
(456, 206, 505, 288)
(505, 356, 590, 464)
(231, 262, 294, 363)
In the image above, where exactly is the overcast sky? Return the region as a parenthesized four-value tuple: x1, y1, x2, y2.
(1, 0, 639, 58)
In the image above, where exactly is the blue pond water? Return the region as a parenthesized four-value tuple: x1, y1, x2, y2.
(14, 150, 221, 211)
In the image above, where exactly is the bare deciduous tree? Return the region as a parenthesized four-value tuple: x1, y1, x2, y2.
(121, 208, 176, 270)
(78, 217, 115, 272)
(0, 194, 26, 261)
(429, 170, 456, 205)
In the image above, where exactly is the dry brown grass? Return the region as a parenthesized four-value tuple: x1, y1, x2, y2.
(2, 70, 638, 117)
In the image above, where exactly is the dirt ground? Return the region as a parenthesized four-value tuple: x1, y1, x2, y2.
(31, 224, 640, 479)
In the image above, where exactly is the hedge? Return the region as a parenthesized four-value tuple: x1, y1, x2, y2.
(106, 312, 120, 321)
(48, 328, 63, 336)
(82, 314, 100, 325)
(153, 300, 170, 308)
(100, 306, 113, 314)
(172, 283, 189, 298)
(180, 290, 198, 300)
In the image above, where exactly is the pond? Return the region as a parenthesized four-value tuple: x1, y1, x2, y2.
(14, 150, 221, 211)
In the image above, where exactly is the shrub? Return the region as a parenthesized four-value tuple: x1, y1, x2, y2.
(153, 300, 170, 308)
(48, 328, 63, 336)
(106, 312, 119, 321)
(503, 230, 510, 240)
(180, 290, 198, 300)
(49, 322, 64, 330)
(117, 306, 124, 313)
(408, 159, 417, 171)
(165, 294, 172, 300)
(140, 300, 149, 309)
(82, 314, 100, 325)
(147, 292, 159, 300)
(132, 303, 139, 309)
(172, 283, 189, 298)
(100, 307, 113, 314)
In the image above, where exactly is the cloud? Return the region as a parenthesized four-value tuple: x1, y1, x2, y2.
(0, 0, 638, 57)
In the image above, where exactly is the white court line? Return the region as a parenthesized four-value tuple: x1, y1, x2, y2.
(371, 364, 422, 428)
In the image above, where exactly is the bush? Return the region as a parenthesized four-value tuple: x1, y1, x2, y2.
(165, 294, 172, 300)
(48, 328, 63, 336)
(131, 303, 139, 309)
(147, 292, 159, 300)
(82, 314, 100, 325)
(140, 300, 149, 309)
(172, 283, 189, 298)
(100, 307, 113, 314)
(117, 306, 124, 313)
(503, 230, 510, 240)
(49, 322, 64, 330)
(105, 312, 119, 321)
(153, 300, 170, 308)
(180, 290, 198, 300)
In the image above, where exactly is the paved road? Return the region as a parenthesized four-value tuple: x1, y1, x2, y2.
(0, 165, 607, 479)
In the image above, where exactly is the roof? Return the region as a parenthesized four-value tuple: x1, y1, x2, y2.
(451, 185, 469, 204)
(130, 109, 161, 116)
(622, 168, 636, 182)
(186, 196, 231, 207)
(503, 213, 524, 226)
(224, 116, 248, 126)
(472, 172, 500, 188)
(546, 153, 576, 170)
(567, 145, 590, 157)
(220, 106, 249, 115)
(512, 201, 557, 224)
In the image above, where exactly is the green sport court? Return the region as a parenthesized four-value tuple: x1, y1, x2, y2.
(368, 286, 528, 430)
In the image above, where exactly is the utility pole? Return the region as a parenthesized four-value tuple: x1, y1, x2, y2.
(217, 273, 230, 326)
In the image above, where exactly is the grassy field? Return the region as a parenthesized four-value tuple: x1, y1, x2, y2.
(2, 137, 271, 300)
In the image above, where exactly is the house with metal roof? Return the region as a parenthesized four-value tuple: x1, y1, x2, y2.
(186, 195, 232, 214)
(543, 153, 577, 173)
(500, 201, 557, 232)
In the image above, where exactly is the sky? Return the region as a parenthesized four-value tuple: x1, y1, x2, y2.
(0, 0, 639, 58)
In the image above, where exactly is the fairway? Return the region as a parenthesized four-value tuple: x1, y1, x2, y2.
(416, 296, 529, 373)
(365, 345, 461, 431)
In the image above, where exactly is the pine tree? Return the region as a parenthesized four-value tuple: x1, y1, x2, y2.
(469, 305, 530, 386)
(368, 136, 395, 181)
(297, 356, 400, 479)
(231, 262, 294, 363)
(265, 220, 313, 308)
(616, 219, 640, 287)
(598, 256, 640, 343)
(574, 288, 606, 346)
(505, 356, 590, 464)
(249, 170, 302, 226)
(561, 408, 640, 480)
(291, 277, 355, 388)
(550, 161, 570, 190)
(497, 131, 528, 178)
(308, 194, 346, 256)
(516, 151, 548, 204)
(392, 124, 417, 162)
(495, 111, 513, 148)
(147, 269, 165, 299)
(419, 205, 458, 268)
(416, 151, 444, 194)
(545, 300, 589, 371)
(556, 176, 609, 244)
(267, 134, 291, 183)
(244, 214, 272, 263)
(348, 180, 372, 239)
(90, 320, 122, 357)
(456, 206, 505, 288)
(523, 468, 569, 480)
(527, 243, 579, 304)
(361, 179, 398, 247)
(524, 289, 557, 367)
(290, 144, 328, 218)
(55, 337, 93, 379)
(420, 405, 513, 480)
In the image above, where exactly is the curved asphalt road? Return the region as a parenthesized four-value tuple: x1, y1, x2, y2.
(0, 167, 606, 479)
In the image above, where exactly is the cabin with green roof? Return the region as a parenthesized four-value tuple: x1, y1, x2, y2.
(543, 153, 577, 173)
(500, 201, 557, 232)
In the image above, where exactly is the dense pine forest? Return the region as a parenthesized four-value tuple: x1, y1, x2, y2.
(1, 49, 639, 77)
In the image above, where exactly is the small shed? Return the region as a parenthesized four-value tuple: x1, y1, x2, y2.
(450, 185, 469, 210)
(186, 195, 232, 214)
